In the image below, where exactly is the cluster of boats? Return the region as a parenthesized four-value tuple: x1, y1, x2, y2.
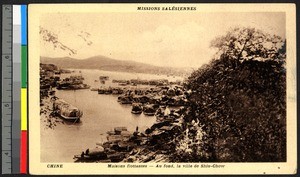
(131, 103, 159, 116)
(112, 78, 182, 86)
(73, 105, 185, 163)
(97, 87, 124, 94)
(73, 127, 145, 162)
(131, 103, 185, 123)
(92, 84, 190, 121)
(117, 94, 188, 106)
(56, 75, 90, 90)
(40, 64, 61, 104)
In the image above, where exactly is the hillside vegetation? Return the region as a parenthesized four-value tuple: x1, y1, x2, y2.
(174, 27, 286, 162)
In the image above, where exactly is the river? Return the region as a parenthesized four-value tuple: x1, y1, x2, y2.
(40, 69, 184, 162)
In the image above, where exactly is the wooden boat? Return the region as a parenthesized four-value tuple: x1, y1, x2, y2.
(99, 76, 109, 80)
(98, 88, 105, 94)
(49, 90, 56, 95)
(114, 127, 127, 132)
(143, 104, 159, 116)
(90, 87, 98, 91)
(107, 135, 123, 142)
(53, 99, 83, 121)
(118, 82, 128, 86)
(118, 96, 132, 104)
(120, 131, 131, 137)
(131, 103, 143, 114)
(87, 147, 105, 156)
(106, 130, 116, 135)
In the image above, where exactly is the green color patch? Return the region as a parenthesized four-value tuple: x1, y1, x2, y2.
(21, 45, 27, 88)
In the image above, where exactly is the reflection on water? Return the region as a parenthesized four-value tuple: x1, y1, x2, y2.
(41, 69, 183, 162)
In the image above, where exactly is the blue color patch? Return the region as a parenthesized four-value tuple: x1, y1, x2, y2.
(21, 5, 27, 45)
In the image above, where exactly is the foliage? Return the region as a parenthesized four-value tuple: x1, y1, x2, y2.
(180, 27, 286, 162)
(173, 120, 209, 162)
(211, 27, 285, 63)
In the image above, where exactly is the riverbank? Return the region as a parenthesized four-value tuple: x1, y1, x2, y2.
(40, 97, 65, 130)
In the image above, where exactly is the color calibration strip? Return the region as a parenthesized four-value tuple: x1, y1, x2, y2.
(20, 5, 28, 174)
(2, 5, 28, 174)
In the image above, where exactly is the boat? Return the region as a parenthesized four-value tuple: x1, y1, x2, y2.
(90, 87, 98, 91)
(114, 127, 128, 134)
(118, 82, 128, 86)
(87, 147, 105, 156)
(117, 95, 132, 104)
(74, 126, 134, 163)
(98, 88, 105, 94)
(143, 104, 159, 116)
(99, 76, 109, 81)
(106, 130, 116, 135)
(73, 147, 107, 162)
(53, 99, 83, 121)
(56, 75, 90, 90)
(132, 95, 150, 104)
(49, 90, 56, 96)
(131, 103, 143, 114)
(111, 88, 123, 94)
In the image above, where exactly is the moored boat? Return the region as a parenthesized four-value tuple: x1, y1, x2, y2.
(53, 99, 83, 121)
(90, 87, 98, 91)
(143, 104, 159, 116)
(131, 103, 143, 114)
(99, 76, 109, 81)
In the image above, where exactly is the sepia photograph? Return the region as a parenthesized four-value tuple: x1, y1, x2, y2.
(29, 4, 296, 175)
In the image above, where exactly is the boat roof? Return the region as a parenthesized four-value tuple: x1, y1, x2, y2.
(55, 99, 79, 110)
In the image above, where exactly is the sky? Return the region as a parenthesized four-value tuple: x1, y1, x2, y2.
(40, 12, 285, 68)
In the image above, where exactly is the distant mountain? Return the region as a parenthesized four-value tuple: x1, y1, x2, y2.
(40, 55, 193, 77)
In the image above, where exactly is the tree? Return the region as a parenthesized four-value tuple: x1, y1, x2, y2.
(210, 27, 285, 62)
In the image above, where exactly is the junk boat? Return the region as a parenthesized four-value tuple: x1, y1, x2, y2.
(53, 99, 83, 122)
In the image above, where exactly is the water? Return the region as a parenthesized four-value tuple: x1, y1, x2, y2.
(41, 69, 183, 162)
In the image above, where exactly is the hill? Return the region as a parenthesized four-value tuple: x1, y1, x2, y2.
(40, 55, 192, 77)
